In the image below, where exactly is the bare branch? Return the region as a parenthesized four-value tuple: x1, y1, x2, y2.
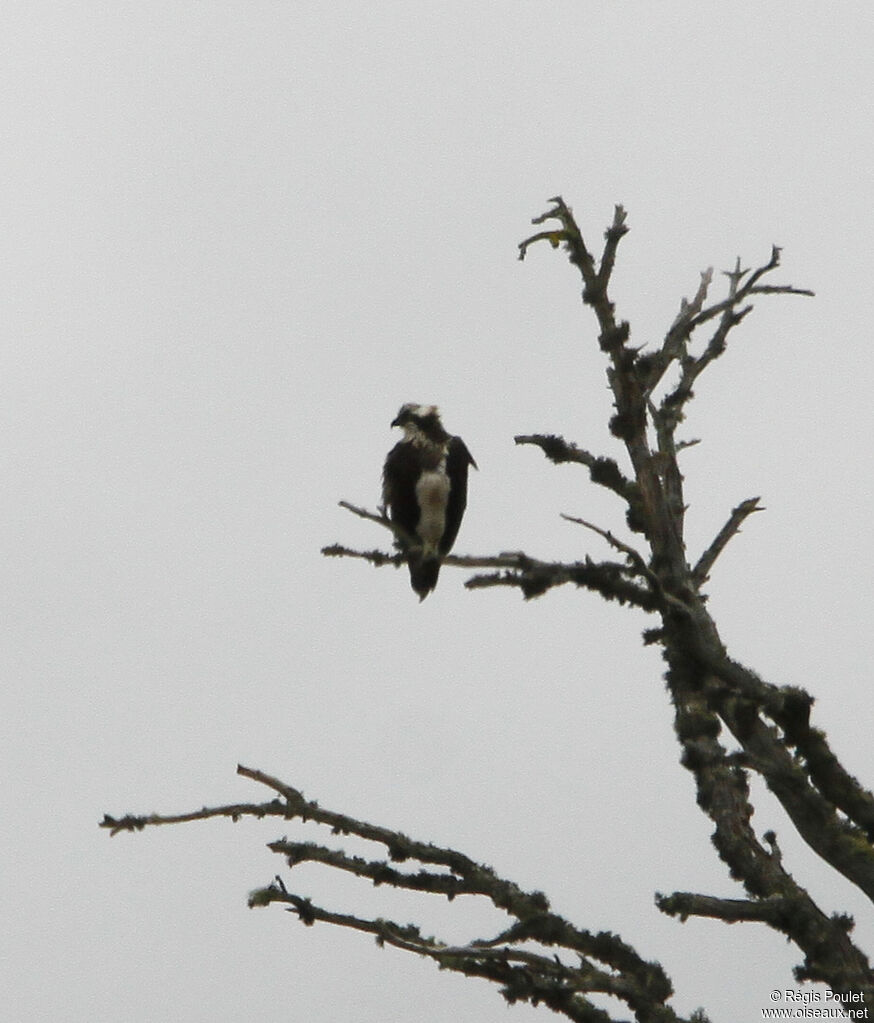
(596, 204, 629, 289)
(465, 556, 662, 609)
(100, 801, 289, 836)
(324, 526, 661, 609)
(107, 765, 691, 1022)
(712, 690, 874, 907)
(514, 432, 602, 467)
(519, 197, 598, 288)
(692, 496, 765, 586)
(642, 248, 813, 416)
(514, 434, 637, 503)
(683, 284, 814, 335)
(661, 301, 754, 415)
(518, 198, 628, 352)
(562, 515, 701, 621)
(337, 500, 417, 549)
(639, 268, 714, 400)
(560, 513, 649, 574)
(109, 201, 874, 1016)
(747, 283, 815, 297)
(251, 881, 680, 1023)
(337, 499, 390, 528)
(666, 671, 874, 997)
(656, 891, 787, 925)
(321, 543, 405, 568)
(517, 229, 570, 260)
(267, 838, 484, 899)
(669, 267, 714, 334)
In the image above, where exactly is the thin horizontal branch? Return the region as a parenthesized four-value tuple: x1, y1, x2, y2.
(101, 764, 550, 920)
(267, 838, 489, 900)
(747, 282, 815, 298)
(250, 883, 440, 950)
(466, 552, 659, 609)
(656, 891, 787, 925)
(464, 558, 662, 609)
(321, 543, 405, 568)
(684, 283, 814, 334)
(100, 801, 290, 836)
(325, 533, 661, 610)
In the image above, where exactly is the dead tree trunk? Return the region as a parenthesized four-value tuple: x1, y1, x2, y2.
(103, 200, 873, 1022)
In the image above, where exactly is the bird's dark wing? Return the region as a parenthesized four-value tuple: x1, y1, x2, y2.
(382, 440, 421, 544)
(440, 435, 477, 556)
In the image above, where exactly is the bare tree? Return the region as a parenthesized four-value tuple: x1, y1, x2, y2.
(102, 199, 874, 1021)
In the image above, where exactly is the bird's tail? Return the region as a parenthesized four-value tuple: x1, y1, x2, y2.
(408, 555, 441, 601)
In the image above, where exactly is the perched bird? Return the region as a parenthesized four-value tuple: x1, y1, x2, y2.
(382, 404, 477, 600)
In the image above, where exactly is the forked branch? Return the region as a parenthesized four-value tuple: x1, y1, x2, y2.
(105, 201, 873, 1019)
(325, 502, 661, 608)
(105, 765, 694, 1023)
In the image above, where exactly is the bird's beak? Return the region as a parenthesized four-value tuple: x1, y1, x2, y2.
(390, 415, 402, 428)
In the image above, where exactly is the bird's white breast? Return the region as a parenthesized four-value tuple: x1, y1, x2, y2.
(415, 468, 450, 555)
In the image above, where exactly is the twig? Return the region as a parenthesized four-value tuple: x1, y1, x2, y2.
(644, 250, 813, 412)
(100, 800, 290, 836)
(692, 497, 764, 585)
(321, 544, 405, 568)
(560, 514, 649, 576)
(561, 514, 692, 616)
(669, 267, 714, 334)
(596, 204, 629, 288)
(337, 500, 416, 549)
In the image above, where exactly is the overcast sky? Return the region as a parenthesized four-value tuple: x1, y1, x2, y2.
(3, 4, 873, 1022)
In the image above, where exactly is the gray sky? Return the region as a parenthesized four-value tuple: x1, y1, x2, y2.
(3, 4, 873, 1021)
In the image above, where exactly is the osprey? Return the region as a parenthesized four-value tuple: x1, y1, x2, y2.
(382, 404, 477, 600)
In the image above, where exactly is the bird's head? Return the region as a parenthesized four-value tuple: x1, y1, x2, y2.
(390, 404, 448, 444)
